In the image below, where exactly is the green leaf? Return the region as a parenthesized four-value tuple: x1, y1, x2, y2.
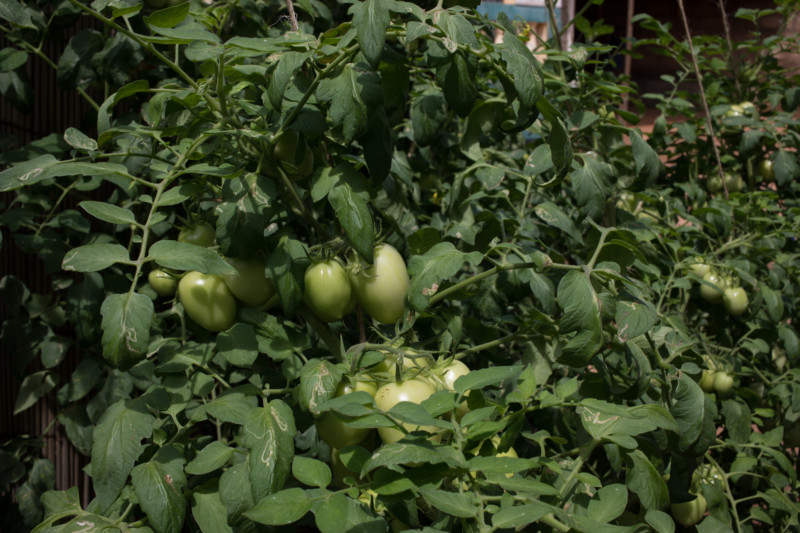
(571, 153, 613, 219)
(630, 129, 661, 183)
(557, 270, 599, 333)
(79, 201, 139, 226)
(760, 285, 784, 323)
(0, 154, 57, 192)
(91, 399, 154, 512)
(62, 243, 130, 272)
(361, 440, 464, 473)
(359, 106, 392, 181)
(411, 89, 447, 146)
(298, 359, 343, 416)
(216, 323, 259, 368)
(63, 127, 97, 152)
(57, 30, 104, 90)
(536, 97, 573, 181)
(244, 488, 311, 525)
(437, 52, 476, 117)
(312, 493, 386, 533)
(14, 371, 57, 414)
(317, 63, 383, 144)
(266, 236, 309, 317)
(625, 450, 669, 511)
(268, 51, 312, 111)
(143, 1, 190, 28)
(615, 292, 657, 341)
(453, 365, 522, 396)
(243, 401, 297, 501)
(131, 446, 187, 533)
(218, 462, 254, 522)
(0, 0, 34, 28)
(418, 487, 476, 518)
(100, 292, 154, 369)
(350, 0, 390, 68)
(670, 374, 705, 451)
(587, 483, 627, 522)
(186, 441, 234, 476)
(496, 36, 543, 109)
(98, 80, 149, 138)
(492, 502, 552, 528)
(772, 149, 800, 186)
(292, 456, 332, 488)
(533, 201, 582, 243)
(191, 480, 233, 533)
(645, 509, 675, 533)
(327, 164, 374, 261)
(406, 242, 483, 312)
(206, 391, 256, 425)
(148, 240, 235, 275)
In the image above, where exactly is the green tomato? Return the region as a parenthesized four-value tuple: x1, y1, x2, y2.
(223, 257, 276, 308)
(723, 286, 748, 316)
(374, 379, 437, 444)
(315, 380, 376, 449)
(699, 272, 726, 304)
(670, 493, 707, 527)
(273, 130, 314, 178)
(713, 371, 735, 396)
(303, 260, 352, 322)
(178, 271, 237, 332)
(724, 104, 744, 118)
(739, 101, 756, 116)
(148, 268, 178, 297)
(440, 360, 470, 390)
(687, 258, 711, 279)
(725, 172, 744, 193)
(699, 370, 716, 393)
(349, 244, 410, 325)
(759, 159, 775, 182)
(707, 175, 723, 193)
(178, 223, 215, 247)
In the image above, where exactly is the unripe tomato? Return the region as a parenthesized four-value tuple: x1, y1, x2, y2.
(699, 272, 726, 303)
(724, 172, 744, 193)
(374, 379, 437, 444)
(148, 268, 178, 297)
(699, 370, 716, 393)
(178, 271, 237, 332)
(303, 260, 352, 322)
(273, 130, 314, 178)
(440, 360, 471, 420)
(178, 223, 215, 247)
(222, 257, 276, 308)
(724, 104, 744, 118)
(739, 101, 756, 117)
(707, 175, 723, 193)
(759, 159, 775, 182)
(316, 380, 376, 449)
(687, 258, 711, 279)
(713, 371, 735, 396)
(349, 244, 410, 325)
(670, 493, 707, 527)
(723, 286, 748, 316)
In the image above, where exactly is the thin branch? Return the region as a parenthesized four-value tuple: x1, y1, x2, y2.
(286, 0, 299, 32)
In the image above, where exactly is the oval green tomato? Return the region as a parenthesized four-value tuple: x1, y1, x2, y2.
(178, 223, 215, 247)
(316, 379, 378, 451)
(178, 271, 237, 332)
(303, 260, 352, 322)
(723, 286, 748, 316)
(440, 360, 471, 420)
(759, 159, 775, 182)
(374, 379, 437, 444)
(148, 268, 178, 297)
(699, 272, 726, 303)
(687, 258, 711, 279)
(670, 493, 707, 527)
(698, 370, 716, 393)
(713, 371, 735, 396)
(223, 257, 276, 308)
(349, 244, 410, 325)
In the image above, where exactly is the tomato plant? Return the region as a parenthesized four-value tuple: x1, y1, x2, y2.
(222, 257, 276, 308)
(147, 268, 177, 297)
(178, 271, 237, 332)
(177, 223, 215, 247)
(699, 272, 726, 303)
(349, 244, 410, 325)
(723, 286, 749, 316)
(315, 380, 376, 449)
(303, 259, 353, 322)
(374, 379, 437, 444)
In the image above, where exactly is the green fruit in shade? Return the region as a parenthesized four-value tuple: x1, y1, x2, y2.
(273, 130, 314, 177)
(349, 244, 410, 324)
(303, 260, 352, 322)
(723, 286, 748, 316)
(178, 223, 215, 247)
(178, 271, 237, 332)
(222, 257, 276, 308)
(148, 268, 178, 297)
(688, 258, 711, 278)
(699, 370, 716, 393)
(759, 159, 775, 182)
(670, 493, 707, 527)
(713, 371, 735, 396)
(699, 272, 726, 303)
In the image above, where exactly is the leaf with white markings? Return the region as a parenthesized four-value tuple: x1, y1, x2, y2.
(243, 400, 296, 501)
(407, 242, 483, 311)
(100, 292, 153, 369)
(131, 446, 187, 533)
(62, 243, 130, 272)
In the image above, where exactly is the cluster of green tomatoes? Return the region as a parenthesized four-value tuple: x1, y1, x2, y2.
(688, 258, 749, 316)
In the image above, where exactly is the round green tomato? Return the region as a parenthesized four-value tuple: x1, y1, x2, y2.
(723, 286, 748, 316)
(316, 380, 376, 449)
(713, 371, 735, 396)
(699, 370, 716, 393)
(349, 244, 410, 325)
(178, 271, 237, 332)
(148, 268, 178, 297)
(699, 272, 726, 304)
(688, 258, 711, 279)
(273, 131, 313, 177)
(707, 175, 723, 193)
(739, 101, 756, 116)
(223, 257, 276, 308)
(303, 260, 352, 322)
(759, 159, 775, 182)
(178, 223, 215, 247)
(374, 379, 437, 444)
(670, 493, 707, 527)
(336, 379, 378, 397)
(440, 360, 470, 390)
(725, 172, 744, 193)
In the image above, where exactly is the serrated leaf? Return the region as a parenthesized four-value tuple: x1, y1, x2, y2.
(245, 488, 311, 525)
(772, 149, 800, 186)
(536, 97, 573, 181)
(62, 243, 130, 272)
(406, 242, 483, 311)
(571, 153, 613, 219)
(437, 52, 476, 117)
(630, 129, 661, 183)
(131, 446, 187, 533)
(670, 374, 705, 451)
(100, 292, 153, 369)
(317, 63, 382, 143)
(216, 323, 259, 368)
(148, 240, 235, 275)
(143, 1, 190, 28)
(625, 449, 669, 511)
(186, 441, 233, 475)
(557, 270, 599, 333)
(243, 401, 296, 500)
(91, 399, 154, 512)
(298, 359, 343, 416)
(350, 0, 390, 68)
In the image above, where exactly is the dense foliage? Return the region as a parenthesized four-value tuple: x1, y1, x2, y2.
(1, 0, 799, 531)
